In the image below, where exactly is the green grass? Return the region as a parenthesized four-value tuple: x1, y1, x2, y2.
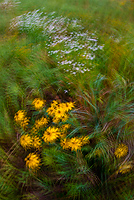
(0, 0, 134, 199)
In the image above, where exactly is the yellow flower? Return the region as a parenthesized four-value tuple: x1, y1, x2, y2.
(47, 101, 74, 122)
(81, 136, 90, 145)
(61, 137, 83, 151)
(42, 127, 61, 143)
(94, 148, 103, 157)
(59, 124, 70, 138)
(114, 143, 128, 158)
(68, 137, 83, 151)
(61, 114, 69, 122)
(60, 136, 89, 151)
(53, 113, 68, 123)
(32, 136, 42, 149)
(34, 117, 48, 129)
(14, 110, 26, 122)
(25, 153, 41, 171)
(60, 138, 70, 149)
(14, 110, 29, 128)
(53, 104, 68, 123)
(32, 98, 45, 110)
(118, 162, 133, 174)
(63, 102, 75, 112)
(20, 135, 42, 150)
(46, 107, 55, 116)
(51, 100, 59, 107)
(20, 134, 32, 150)
(55, 106, 66, 116)
(46, 100, 59, 116)
(52, 106, 66, 121)
(60, 124, 70, 132)
(31, 126, 38, 134)
(19, 117, 29, 128)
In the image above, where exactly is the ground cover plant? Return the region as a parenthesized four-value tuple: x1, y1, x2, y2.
(0, 0, 134, 199)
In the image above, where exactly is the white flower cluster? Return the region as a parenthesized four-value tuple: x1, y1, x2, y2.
(10, 9, 104, 75)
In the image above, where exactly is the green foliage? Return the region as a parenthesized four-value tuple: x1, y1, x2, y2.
(0, 0, 134, 199)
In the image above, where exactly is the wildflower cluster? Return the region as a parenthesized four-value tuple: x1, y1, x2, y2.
(14, 98, 90, 171)
(20, 134, 41, 150)
(61, 136, 89, 151)
(47, 100, 74, 123)
(10, 10, 104, 76)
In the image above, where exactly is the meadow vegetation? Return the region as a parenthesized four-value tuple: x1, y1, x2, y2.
(0, 0, 134, 199)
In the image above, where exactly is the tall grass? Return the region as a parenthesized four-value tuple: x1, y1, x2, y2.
(0, 0, 134, 199)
